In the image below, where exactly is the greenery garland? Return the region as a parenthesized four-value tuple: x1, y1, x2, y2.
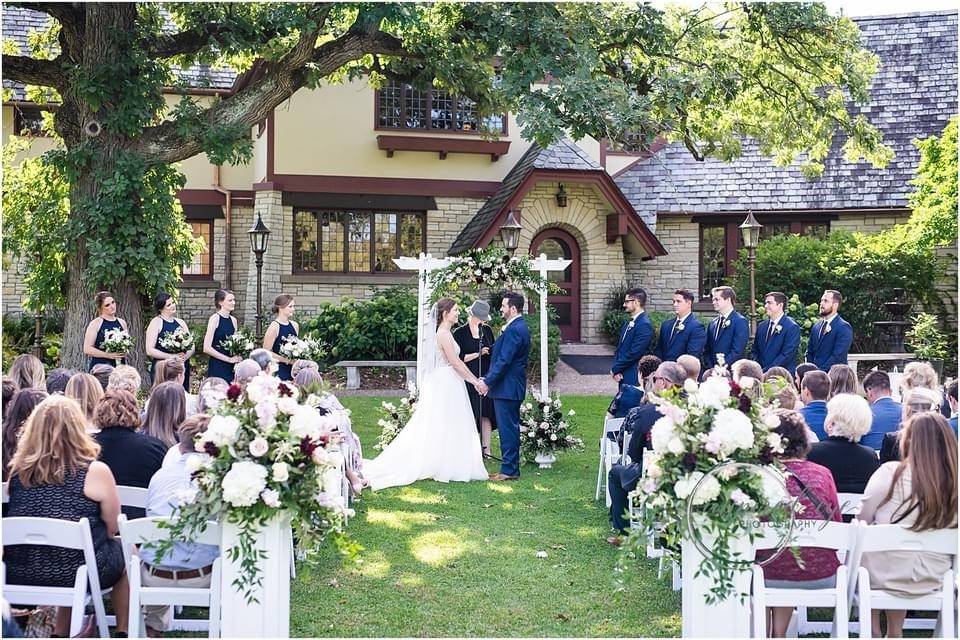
(427, 247, 562, 305)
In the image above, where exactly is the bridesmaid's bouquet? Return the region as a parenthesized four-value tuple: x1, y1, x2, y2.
(158, 326, 196, 353)
(101, 328, 134, 362)
(279, 335, 325, 362)
(219, 330, 256, 358)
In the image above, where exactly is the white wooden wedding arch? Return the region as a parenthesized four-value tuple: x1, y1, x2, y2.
(394, 252, 572, 399)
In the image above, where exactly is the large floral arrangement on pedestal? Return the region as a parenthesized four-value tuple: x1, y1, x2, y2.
(154, 373, 357, 601)
(519, 393, 583, 462)
(427, 246, 562, 305)
(627, 372, 793, 602)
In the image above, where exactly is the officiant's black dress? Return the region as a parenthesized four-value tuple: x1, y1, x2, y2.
(453, 323, 497, 432)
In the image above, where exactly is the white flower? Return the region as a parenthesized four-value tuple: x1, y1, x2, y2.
(400, 397, 408, 405)
(549, 433, 557, 441)
(773, 324, 783, 334)
(200, 388, 226, 411)
(759, 469, 790, 506)
(730, 488, 755, 508)
(255, 401, 278, 432)
(221, 461, 268, 507)
(675, 471, 720, 505)
(289, 405, 321, 440)
(674, 472, 701, 500)
(204, 415, 241, 447)
(185, 453, 207, 473)
(535, 551, 548, 559)
(739, 376, 757, 390)
(312, 447, 330, 466)
(246, 373, 280, 404)
(260, 488, 281, 508)
(277, 396, 299, 415)
(539, 421, 549, 430)
(762, 411, 781, 430)
(568, 409, 576, 416)
(667, 436, 685, 455)
(248, 437, 269, 457)
(676, 322, 685, 332)
(628, 321, 635, 330)
(704, 408, 755, 457)
(765, 432, 785, 453)
(824, 323, 832, 334)
(272, 462, 290, 482)
(650, 416, 676, 453)
(695, 375, 731, 410)
(646, 461, 663, 479)
(174, 487, 199, 506)
(722, 318, 731, 328)
(683, 378, 699, 394)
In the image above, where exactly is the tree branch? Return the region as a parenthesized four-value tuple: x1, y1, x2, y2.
(8, 2, 85, 61)
(3, 55, 66, 88)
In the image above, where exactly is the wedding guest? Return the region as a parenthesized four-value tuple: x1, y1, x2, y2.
(862, 370, 902, 450)
(142, 381, 187, 449)
(107, 364, 142, 395)
(774, 384, 800, 412)
(249, 348, 274, 373)
(45, 367, 75, 395)
(677, 355, 701, 383)
(899, 361, 939, 397)
(752, 291, 801, 371)
(65, 373, 104, 433)
(2, 388, 48, 480)
(293, 367, 322, 388)
(83, 290, 130, 370)
(794, 363, 818, 394)
(763, 366, 795, 388)
(731, 359, 763, 384)
(638, 355, 662, 399)
(827, 364, 859, 397)
(807, 394, 880, 494)
(655, 289, 706, 361)
(2, 375, 18, 420)
(880, 387, 942, 463)
(161, 413, 210, 468)
(6, 395, 129, 637)
(454, 300, 498, 456)
(610, 287, 653, 387)
(263, 294, 299, 381)
(946, 380, 958, 434)
(703, 286, 748, 369)
(291, 359, 319, 381)
(233, 359, 262, 387)
(758, 409, 841, 637)
(149, 358, 197, 416)
(858, 412, 958, 638)
(145, 292, 195, 391)
(197, 377, 229, 414)
(90, 363, 114, 391)
(203, 288, 240, 383)
(799, 371, 830, 440)
(8, 354, 45, 391)
(805, 290, 853, 371)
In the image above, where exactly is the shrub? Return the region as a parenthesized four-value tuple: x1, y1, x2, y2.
(600, 308, 674, 351)
(525, 311, 561, 382)
(905, 312, 949, 361)
(2, 312, 64, 370)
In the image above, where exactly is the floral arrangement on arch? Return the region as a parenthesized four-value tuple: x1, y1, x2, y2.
(427, 246, 562, 305)
(519, 393, 583, 462)
(374, 384, 419, 451)
(626, 372, 793, 603)
(152, 373, 358, 602)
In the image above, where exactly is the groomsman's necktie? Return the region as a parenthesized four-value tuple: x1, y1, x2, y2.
(819, 321, 828, 341)
(715, 316, 723, 340)
(669, 318, 679, 341)
(767, 321, 776, 342)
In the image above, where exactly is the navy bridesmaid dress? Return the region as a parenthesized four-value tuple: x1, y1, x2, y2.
(153, 317, 192, 391)
(207, 314, 236, 382)
(89, 318, 124, 370)
(270, 321, 298, 381)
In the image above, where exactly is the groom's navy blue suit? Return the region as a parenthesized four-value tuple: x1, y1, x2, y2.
(484, 315, 531, 478)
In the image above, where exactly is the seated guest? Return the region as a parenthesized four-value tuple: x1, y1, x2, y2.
(65, 373, 104, 433)
(139, 416, 220, 636)
(45, 367, 76, 395)
(794, 363, 818, 394)
(8, 354, 45, 391)
(233, 358, 262, 386)
(858, 412, 958, 638)
(90, 363, 114, 391)
(107, 364, 142, 395)
(899, 361, 939, 396)
(2, 388, 48, 481)
(807, 393, 880, 494)
(94, 390, 166, 518)
(763, 366, 795, 388)
(880, 387, 941, 463)
(774, 384, 799, 411)
(799, 371, 830, 440)
(249, 348, 275, 373)
(151, 358, 197, 416)
(946, 380, 958, 434)
(294, 366, 323, 388)
(291, 359, 320, 381)
(677, 354, 701, 383)
(827, 364, 859, 397)
(731, 359, 763, 384)
(606, 362, 686, 543)
(2, 375, 18, 420)
(759, 409, 841, 638)
(638, 355, 662, 400)
(142, 381, 186, 449)
(197, 377, 229, 414)
(607, 384, 644, 419)
(862, 370, 902, 450)
(5, 395, 129, 637)
(161, 413, 210, 468)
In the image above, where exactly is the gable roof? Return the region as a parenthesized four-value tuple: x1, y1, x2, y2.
(614, 11, 958, 224)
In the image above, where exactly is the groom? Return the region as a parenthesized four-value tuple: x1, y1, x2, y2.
(477, 292, 530, 481)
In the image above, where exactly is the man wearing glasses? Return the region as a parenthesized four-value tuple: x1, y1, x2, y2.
(610, 287, 653, 388)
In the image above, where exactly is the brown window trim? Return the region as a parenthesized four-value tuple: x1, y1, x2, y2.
(183, 220, 214, 280)
(292, 208, 427, 275)
(374, 82, 508, 136)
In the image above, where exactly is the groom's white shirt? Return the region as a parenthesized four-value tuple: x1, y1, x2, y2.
(503, 314, 521, 329)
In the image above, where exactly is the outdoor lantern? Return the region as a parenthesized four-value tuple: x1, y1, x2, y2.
(248, 212, 271, 254)
(499, 209, 522, 255)
(739, 211, 762, 249)
(555, 183, 568, 207)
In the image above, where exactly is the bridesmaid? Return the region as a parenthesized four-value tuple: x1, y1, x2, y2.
(203, 289, 240, 382)
(145, 292, 195, 391)
(263, 294, 299, 381)
(83, 291, 129, 370)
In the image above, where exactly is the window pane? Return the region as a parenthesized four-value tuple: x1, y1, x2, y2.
(320, 212, 345, 272)
(378, 84, 402, 128)
(15, 106, 47, 137)
(551, 303, 572, 325)
(378, 81, 505, 133)
(399, 214, 423, 257)
(537, 238, 572, 283)
(431, 90, 454, 130)
(700, 225, 726, 298)
(294, 210, 319, 272)
(375, 213, 398, 272)
(346, 212, 371, 272)
(184, 222, 212, 276)
(761, 223, 792, 241)
(404, 85, 427, 129)
(803, 223, 829, 240)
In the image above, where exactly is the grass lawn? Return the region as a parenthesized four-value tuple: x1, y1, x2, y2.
(290, 395, 681, 637)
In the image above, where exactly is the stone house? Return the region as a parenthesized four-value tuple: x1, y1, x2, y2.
(2, 8, 956, 344)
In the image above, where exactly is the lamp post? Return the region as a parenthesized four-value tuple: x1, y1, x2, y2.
(739, 211, 762, 336)
(499, 209, 522, 256)
(247, 213, 271, 338)
(32, 252, 43, 359)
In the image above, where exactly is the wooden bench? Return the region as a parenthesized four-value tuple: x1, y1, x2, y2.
(334, 360, 417, 390)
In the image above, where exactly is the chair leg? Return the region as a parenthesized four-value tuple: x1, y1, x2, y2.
(834, 567, 849, 639)
(70, 566, 88, 637)
(858, 568, 872, 639)
(751, 569, 765, 638)
(209, 560, 222, 639)
(128, 560, 141, 638)
(672, 562, 681, 591)
(595, 438, 606, 501)
(940, 571, 954, 640)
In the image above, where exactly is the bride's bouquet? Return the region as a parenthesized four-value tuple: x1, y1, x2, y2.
(158, 326, 196, 353)
(279, 335, 325, 362)
(219, 329, 256, 358)
(519, 393, 583, 462)
(375, 384, 419, 451)
(101, 328, 134, 362)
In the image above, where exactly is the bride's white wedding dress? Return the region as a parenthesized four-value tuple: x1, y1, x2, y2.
(363, 334, 489, 490)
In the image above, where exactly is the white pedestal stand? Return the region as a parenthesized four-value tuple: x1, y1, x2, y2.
(681, 535, 752, 638)
(220, 516, 292, 638)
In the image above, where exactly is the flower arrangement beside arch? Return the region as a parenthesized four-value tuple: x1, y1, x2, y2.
(519, 393, 583, 465)
(427, 246, 562, 305)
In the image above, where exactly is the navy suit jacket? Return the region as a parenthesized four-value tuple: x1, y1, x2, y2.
(484, 316, 531, 402)
(862, 397, 902, 450)
(806, 315, 854, 371)
(800, 400, 829, 441)
(611, 312, 653, 386)
(656, 314, 706, 361)
(617, 403, 662, 486)
(752, 315, 802, 371)
(703, 311, 749, 369)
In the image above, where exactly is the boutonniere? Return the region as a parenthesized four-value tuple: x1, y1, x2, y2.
(773, 324, 783, 334)
(824, 323, 832, 334)
(627, 321, 635, 330)
(676, 321, 685, 332)
(722, 318, 731, 329)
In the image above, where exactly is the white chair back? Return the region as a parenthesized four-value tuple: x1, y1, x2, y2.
(837, 492, 863, 516)
(604, 417, 625, 438)
(595, 417, 626, 503)
(117, 485, 149, 510)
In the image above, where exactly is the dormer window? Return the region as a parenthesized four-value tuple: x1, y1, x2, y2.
(376, 80, 506, 134)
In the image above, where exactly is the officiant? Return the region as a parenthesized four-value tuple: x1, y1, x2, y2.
(454, 300, 498, 457)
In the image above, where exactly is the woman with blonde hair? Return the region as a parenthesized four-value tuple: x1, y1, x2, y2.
(808, 393, 880, 494)
(107, 364, 142, 395)
(880, 387, 943, 463)
(65, 372, 104, 433)
(5, 395, 129, 637)
(8, 353, 45, 391)
(858, 412, 958, 637)
(827, 364, 859, 397)
(900, 361, 939, 394)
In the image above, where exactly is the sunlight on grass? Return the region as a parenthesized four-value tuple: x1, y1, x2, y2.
(532, 483, 553, 492)
(486, 482, 514, 494)
(409, 530, 477, 566)
(366, 509, 439, 531)
(397, 573, 424, 587)
(395, 487, 449, 505)
(354, 550, 391, 578)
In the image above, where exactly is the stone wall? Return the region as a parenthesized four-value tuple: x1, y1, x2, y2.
(2, 253, 31, 316)
(831, 211, 910, 234)
(624, 217, 700, 312)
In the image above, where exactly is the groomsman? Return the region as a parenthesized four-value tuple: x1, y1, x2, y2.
(610, 287, 653, 387)
(656, 289, 706, 361)
(703, 286, 749, 370)
(752, 291, 801, 371)
(805, 289, 854, 371)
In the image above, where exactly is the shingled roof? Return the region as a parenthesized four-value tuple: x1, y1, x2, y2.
(614, 11, 958, 226)
(2, 5, 237, 102)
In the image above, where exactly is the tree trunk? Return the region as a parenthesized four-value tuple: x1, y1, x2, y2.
(61, 253, 89, 372)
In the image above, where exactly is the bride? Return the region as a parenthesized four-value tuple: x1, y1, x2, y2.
(363, 298, 489, 490)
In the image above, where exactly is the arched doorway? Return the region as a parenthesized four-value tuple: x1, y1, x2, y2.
(530, 228, 581, 342)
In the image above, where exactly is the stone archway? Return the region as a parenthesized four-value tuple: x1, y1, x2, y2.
(530, 227, 581, 342)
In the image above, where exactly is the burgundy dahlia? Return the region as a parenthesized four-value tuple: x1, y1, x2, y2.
(738, 394, 752, 413)
(682, 452, 698, 472)
(729, 380, 741, 396)
(759, 446, 775, 465)
(278, 382, 294, 397)
(226, 383, 242, 401)
(203, 441, 220, 457)
(300, 436, 319, 457)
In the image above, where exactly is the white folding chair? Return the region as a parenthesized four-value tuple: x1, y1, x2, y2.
(3, 516, 112, 637)
(117, 485, 149, 510)
(751, 521, 858, 639)
(849, 521, 957, 639)
(117, 514, 221, 638)
(837, 492, 863, 517)
(595, 417, 624, 503)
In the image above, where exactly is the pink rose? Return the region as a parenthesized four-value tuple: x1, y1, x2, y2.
(248, 437, 269, 457)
